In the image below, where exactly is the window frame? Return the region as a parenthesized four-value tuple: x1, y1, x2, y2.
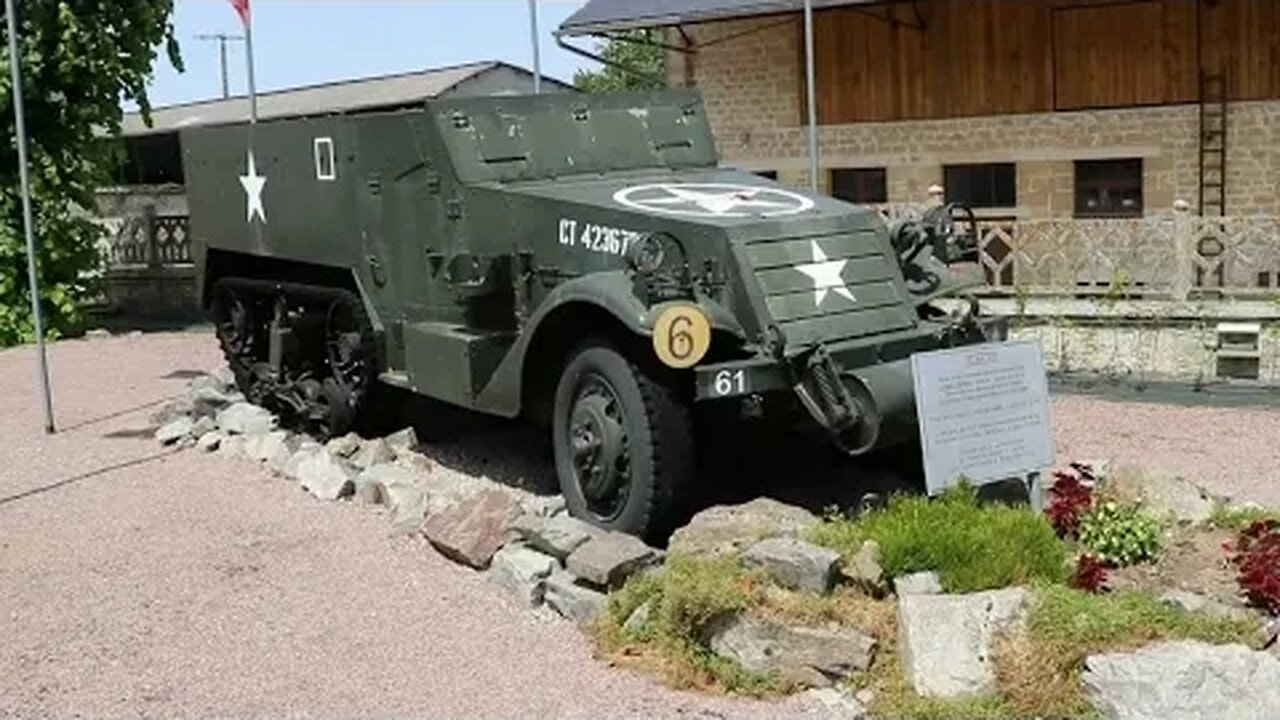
(942, 162, 1017, 209)
(314, 137, 337, 181)
(829, 167, 888, 204)
(1073, 158, 1144, 218)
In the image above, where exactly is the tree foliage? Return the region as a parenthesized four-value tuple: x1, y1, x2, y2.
(572, 30, 666, 93)
(0, 1, 181, 345)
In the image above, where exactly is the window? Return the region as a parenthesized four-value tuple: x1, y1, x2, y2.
(830, 168, 887, 204)
(943, 163, 1016, 208)
(753, 170, 778, 180)
(314, 137, 336, 181)
(1074, 158, 1143, 217)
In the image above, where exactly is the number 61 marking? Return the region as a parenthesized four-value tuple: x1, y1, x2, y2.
(713, 369, 746, 396)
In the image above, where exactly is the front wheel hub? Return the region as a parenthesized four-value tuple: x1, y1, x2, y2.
(569, 387, 628, 515)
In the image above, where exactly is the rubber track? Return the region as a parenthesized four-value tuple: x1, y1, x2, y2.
(210, 276, 381, 400)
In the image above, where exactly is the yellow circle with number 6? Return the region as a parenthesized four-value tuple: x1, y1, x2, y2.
(652, 304, 711, 369)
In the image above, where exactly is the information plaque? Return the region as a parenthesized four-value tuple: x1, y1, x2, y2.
(911, 340, 1054, 496)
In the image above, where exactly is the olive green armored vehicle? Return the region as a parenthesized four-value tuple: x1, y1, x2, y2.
(182, 88, 996, 539)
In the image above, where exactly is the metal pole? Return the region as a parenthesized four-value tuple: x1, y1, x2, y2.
(803, 0, 818, 193)
(244, 20, 258, 123)
(219, 37, 229, 98)
(195, 34, 242, 100)
(5, 0, 55, 434)
(528, 0, 541, 93)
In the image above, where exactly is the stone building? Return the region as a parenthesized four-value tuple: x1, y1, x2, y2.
(559, 0, 1280, 383)
(559, 0, 1277, 219)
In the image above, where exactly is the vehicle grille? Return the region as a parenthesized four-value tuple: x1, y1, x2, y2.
(743, 228, 916, 347)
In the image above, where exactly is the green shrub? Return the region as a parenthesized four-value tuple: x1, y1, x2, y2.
(1208, 502, 1280, 532)
(808, 484, 1070, 593)
(598, 554, 782, 694)
(995, 585, 1260, 718)
(1077, 500, 1163, 567)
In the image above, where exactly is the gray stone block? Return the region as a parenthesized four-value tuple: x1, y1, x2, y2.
(742, 537, 840, 593)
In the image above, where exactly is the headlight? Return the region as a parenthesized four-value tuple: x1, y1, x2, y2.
(627, 232, 667, 274)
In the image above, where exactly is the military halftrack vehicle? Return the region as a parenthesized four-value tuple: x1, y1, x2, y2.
(182, 88, 997, 540)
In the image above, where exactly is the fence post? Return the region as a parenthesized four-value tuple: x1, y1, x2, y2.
(1171, 199, 1192, 302)
(141, 204, 159, 268)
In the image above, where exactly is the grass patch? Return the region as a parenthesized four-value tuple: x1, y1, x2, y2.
(808, 484, 1070, 593)
(592, 554, 786, 696)
(1208, 502, 1280, 532)
(993, 585, 1261, 718)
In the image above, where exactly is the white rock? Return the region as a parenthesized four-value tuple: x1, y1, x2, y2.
(741, 537, 840, 593)
(622, 601, 652, 637)
(894, 571, 942, 596)
(707, 613, 876, 688)
(190, 415, 217, 438)
(219, 435, 247, 458)
(325, 432, 362, 458)
(1083, 640, 1280, 720)
(565, 532, 660, 589)
(296, 452, 355, 501)
(155, 417, 194, 445)
(487, 544, 557, 607)
(1158, 588, 1252, 622)
(196, 431, 224, 452)
(802, 687, 866, 718)
(543, 570, 606, 626)
(668, 497, 820, 557)
(215, 402, 275, 436)
(510, 513, 601, 561)
(384, 426, 419, 459)
(350, 438, 394, 471)
(356, 464, 427, 534)
(898, 587, 1030, 699)
(245, 430, 291, 464)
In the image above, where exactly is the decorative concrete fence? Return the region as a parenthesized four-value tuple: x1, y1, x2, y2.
(92, 186, 200, 324)
(880, 200, 1280, 386)
(876, 201, 1280, 301)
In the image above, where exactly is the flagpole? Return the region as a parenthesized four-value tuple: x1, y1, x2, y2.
(527, 0, 540, 93)
(243, 6, 257, 123)
(5, 0, 55, 434)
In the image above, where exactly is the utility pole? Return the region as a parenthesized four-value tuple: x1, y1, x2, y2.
(194, 32, 244, 99)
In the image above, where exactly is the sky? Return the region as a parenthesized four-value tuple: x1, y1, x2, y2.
(136, 0, 602, 109)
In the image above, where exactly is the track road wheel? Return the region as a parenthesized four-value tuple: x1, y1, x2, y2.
(210, 278, 258, 398)
(552, 340, 694, 541)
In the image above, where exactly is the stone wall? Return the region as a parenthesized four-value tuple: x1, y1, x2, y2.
(966, 297, 1280, 385)
(667, 18, 1280, 218)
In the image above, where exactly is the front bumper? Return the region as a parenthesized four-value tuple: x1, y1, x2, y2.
(693, 314, 1007, 455)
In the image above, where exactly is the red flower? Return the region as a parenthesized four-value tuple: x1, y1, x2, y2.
(1226, 520, 1280, 615)
(1046, 468, 1094, 539)
(1072, 554, 1109, 593)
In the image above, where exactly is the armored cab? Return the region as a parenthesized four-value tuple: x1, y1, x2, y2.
(182, 88, 996, 540)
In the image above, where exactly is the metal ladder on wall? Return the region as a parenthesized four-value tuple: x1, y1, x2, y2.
(1198, 71, 1227, 217)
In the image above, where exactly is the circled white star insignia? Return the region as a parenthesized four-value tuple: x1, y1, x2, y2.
(796, 240, 855, 306)
(613, 182, 814, 218)
(239, 150, 267, 224)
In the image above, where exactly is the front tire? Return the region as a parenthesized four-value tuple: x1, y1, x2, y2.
(552, 340, 694, 541)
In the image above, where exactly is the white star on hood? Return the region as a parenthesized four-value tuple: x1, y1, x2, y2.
(239, 150, 267, 224)
(796, 241, 855, 306)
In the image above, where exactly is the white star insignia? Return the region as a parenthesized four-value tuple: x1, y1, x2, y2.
(239, 150, 267, 224)
(796, 240, 855, 306)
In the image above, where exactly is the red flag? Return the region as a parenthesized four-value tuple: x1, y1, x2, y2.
(229, 0, 250, 26)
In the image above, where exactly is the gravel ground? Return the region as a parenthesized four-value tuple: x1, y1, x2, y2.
(1051, 393, 1280, 507)
(1, 329, 1277, 719)
(0, 331, 824, 720)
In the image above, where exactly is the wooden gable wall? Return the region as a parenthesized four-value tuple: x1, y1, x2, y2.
(808, 0, 1280, 124)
